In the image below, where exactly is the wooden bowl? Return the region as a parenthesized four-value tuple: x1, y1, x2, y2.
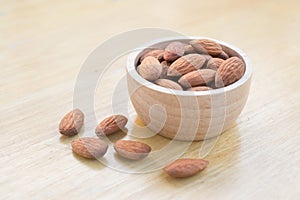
(126, 37, 252, 141)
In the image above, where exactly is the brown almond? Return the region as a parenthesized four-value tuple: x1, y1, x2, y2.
(184, 44, 196, 54)
(216, 51, 229, 60)
(206, 58, 225, 71)
(178, 69, 216, 88)
(154, 79, 183, 91)
(159, 61, 170, 79)
(140, 49, 165, 62)
(163, 158, 209, 178)
(114, 140, 151, 160)
(190, 39, 222, 56)
(95, 115, 128, 136)
(71, 137, 108, 159)
(215, 56, 245, 87)
(167, 54, 206, 76)
(187, 86, 212, 91)
(59, 109, 84, 136)
(163, 41, 185, 62)
(137, 56, 162, 81)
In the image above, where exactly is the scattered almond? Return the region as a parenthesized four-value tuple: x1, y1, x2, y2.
(163, 158, 209, 178)
(114, 140, 151, 160)
(71, 137, 108, 159)
(95, 115, 128, 136)
(59, 109, 84, 136)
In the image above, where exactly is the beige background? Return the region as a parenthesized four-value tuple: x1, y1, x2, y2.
(1, 0, 300, 199)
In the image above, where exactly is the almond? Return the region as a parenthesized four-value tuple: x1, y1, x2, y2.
(184, 44, 196, 54)
(216, 51, 229, 60)
(206, 58, 224, 71)
(140, 49, 164, 62)
(167, 54, 206, 76)
(95, 115, 128, 136)
(160, 61, 170, 79)
(137, 56, 162, 81)
(163, 158, 209, 178)
(154, 79, 183, 91)
(71, 137, 108, 159)
(178, 69, 216, 88)
(190, 39, 222, 56)
(59, 109, 84, 136)
(187, 86, 212, 91)
(114, 140, 151, 160)
(215, 56, 245, 87)
(163, 41, 185, 62)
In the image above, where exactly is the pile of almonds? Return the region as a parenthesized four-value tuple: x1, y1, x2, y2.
(136, 39, 246, 91)
(58, 109, 209, 178)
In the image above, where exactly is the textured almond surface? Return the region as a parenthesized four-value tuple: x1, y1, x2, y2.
(59, 109, 84, 136)
(178, 69, 216, 88)
(163, 158, 209, 178)
(187, 86, 212, 91)
(215, 56, 245, 87)
(206, 58, 224, 71)
(168, 54, 206, 76)
(184, 44, 196, 54)
(71, 137, 108, 159)
(95, 114, 128, 136)
(190, 39, 222, 56)
(140, 49, 165, 62)
(217, 51, 229, 60)
(137, 56, 162, 81)
(154, 79, 183, 90)
(114, 140, 151, 160)
(163, 41, 185, 62)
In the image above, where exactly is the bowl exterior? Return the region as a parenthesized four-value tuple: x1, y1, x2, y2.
(127, 73, 251, 141)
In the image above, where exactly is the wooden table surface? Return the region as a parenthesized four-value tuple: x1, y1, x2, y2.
(1, 0, 300, 199)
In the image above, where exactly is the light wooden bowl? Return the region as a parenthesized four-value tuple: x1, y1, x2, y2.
(126, 37, 252, 141)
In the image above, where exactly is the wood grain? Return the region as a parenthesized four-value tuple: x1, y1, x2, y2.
(1, 0, 300, 199)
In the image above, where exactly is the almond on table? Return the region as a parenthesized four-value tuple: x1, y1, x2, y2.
(59, 109, 84, 136)
(95, 114, 128, 136)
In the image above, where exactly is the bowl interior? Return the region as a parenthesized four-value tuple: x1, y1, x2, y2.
(127, 37, 252, 96)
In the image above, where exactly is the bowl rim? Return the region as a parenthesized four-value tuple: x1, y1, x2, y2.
(126, 36, 252, 96)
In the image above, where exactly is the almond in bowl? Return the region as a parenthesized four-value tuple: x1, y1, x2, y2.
(126, 37, 252, 141)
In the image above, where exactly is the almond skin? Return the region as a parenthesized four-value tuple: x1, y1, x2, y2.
(95, 115, 128, 136)
(215, 56, 245, 87)
(159, 61, 170, 79)
(140, 49, 165, 62)
(184, 44, 196, 54)
(59, 109, 84, 136)
(216, 51, 229, 60)
(163, 41, 185, 62)
(154, 79, 183, 91)
(190, 39, 222, 56)
(163, 158, 209, 178)
(187, 86, 212, 91)
(178, 69, 216, 88)
(137, 56, 162, 81)
(71, 137, 108, 159)
(114, 140, 151, 160)
(206, 58, 224, 71)
(167, 54, 206, 76)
